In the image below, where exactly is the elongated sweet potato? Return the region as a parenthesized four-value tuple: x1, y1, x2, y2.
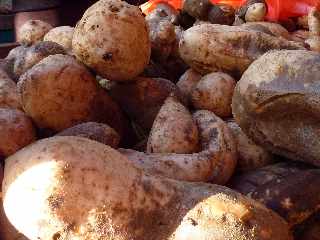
(121, 110, 237, 184)
(3, 136, 292, 240)
(179, 24, 305, 78)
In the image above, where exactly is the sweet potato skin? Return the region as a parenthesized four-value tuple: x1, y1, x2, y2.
(18, 54, 127, 136)
(121, 110, 237, 183)
(230, 162, 320, 229)
(56, 122, 120, 148)
(179, 24, 305, 78)
(17, 20, 53, 46)
(0, 69, 21, 110)
(147, 96, 199, 154)
(232, 50, 320, 167)
(3, 136, 292, 240)
(72, 0, 150, 81)
(0, 108, 36, 157)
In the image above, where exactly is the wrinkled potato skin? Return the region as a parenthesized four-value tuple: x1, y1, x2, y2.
(227, 120, 273, 172)
(17, 20, 53, 45)
(109, 77, 184, 131)
(44, 26, 75, 52)
(230, 162, 320, 228)
(147, 96, 199, 154)
(306, 36, 320, 52)
(290, 30, 309, 43)
(121, 110, 237, 183)
(73, 0, 151, 81)
(18, 54, 126, 135)
(0, 69, 21, 109)
(176, 69, 202, 106)
(232, 50, 320, 167)
(179, 24, 305, 78)
(3, 136, 292, 240)
(13, 41, 66, 81)
(191, 72, 236, 117)
(56, 122, 120, 148)
(0, 108, 36, 157)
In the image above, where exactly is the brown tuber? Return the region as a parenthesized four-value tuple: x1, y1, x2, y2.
(147, 96, 199, 154)
(121, 110, 237, 183)
(3, 136, 292, 240)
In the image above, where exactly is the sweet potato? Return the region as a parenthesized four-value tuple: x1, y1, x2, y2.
(191, 72, 236, 117)
(12, 41, 66, 81)
(0, 69, 21, 110)
(147, 96, 199, 154)
(18, 54, 127, 136)
(0, 108, 36, 157)
(109, 77, 184, 131)
(43, 26, 74, 53)
(17, 20, 53, 46)
(232, 50, 320, 167)
(227, 119, 273, 172)
(179, 24, 305, 78)
(176, 68, 202, 106)
(3, 136, 292, 240)
(242, 22, 291, 39)
(230, 162, 320, 228)
(121, 110, 237, 183)
(72, 0, 150, 81)
(56, 122, 120, 148)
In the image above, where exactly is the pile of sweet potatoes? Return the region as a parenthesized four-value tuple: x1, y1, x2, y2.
(0, 0, 320, 239)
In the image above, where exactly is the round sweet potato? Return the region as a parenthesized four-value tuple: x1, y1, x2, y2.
(227, 120, 273, 172)
(0, 69, 21, 110)
(18, 54, 126, 135)
(179, 24, 305, 78)
(230, 162, 320, 228)
(147, 96, 199, 154)
(56, 122, 120, 148)
(0, 108, 36, 157)
(72, 0, 151, 81)
(232, 50, 320, 167)
(121, 110, 237, 183)
(44, 26, 74, 52)
(17, 20, 53, 46)
(191, 72, 236, 118)
(3, 136, 292, 240)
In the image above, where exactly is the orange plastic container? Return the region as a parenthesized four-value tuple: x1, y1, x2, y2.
(140, 0, 320, 21)
(265, 0, 320, 21)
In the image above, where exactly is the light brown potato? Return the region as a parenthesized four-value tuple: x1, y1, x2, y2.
(121, 110, 237, 183)
(0, 108, 36, 157)
(56, 122, 120, 148)
(176, 68, 202, 105)
(191, 72, 236, 118)
(227, 120, 273, 172)
(44, 26, 74, 52)
(73, 0, 150, 81)
(12, 41, 66, 81)
(109, 77, 185, 131)
(3, 136, 292, 240)
(232, 50, 320, 167)
(17, 20, 53, 45)
(0, 69, 21, 109)
(18, 54, 127, 136)
(147, 96, 199, 154)
(179, 24, 305, 78)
